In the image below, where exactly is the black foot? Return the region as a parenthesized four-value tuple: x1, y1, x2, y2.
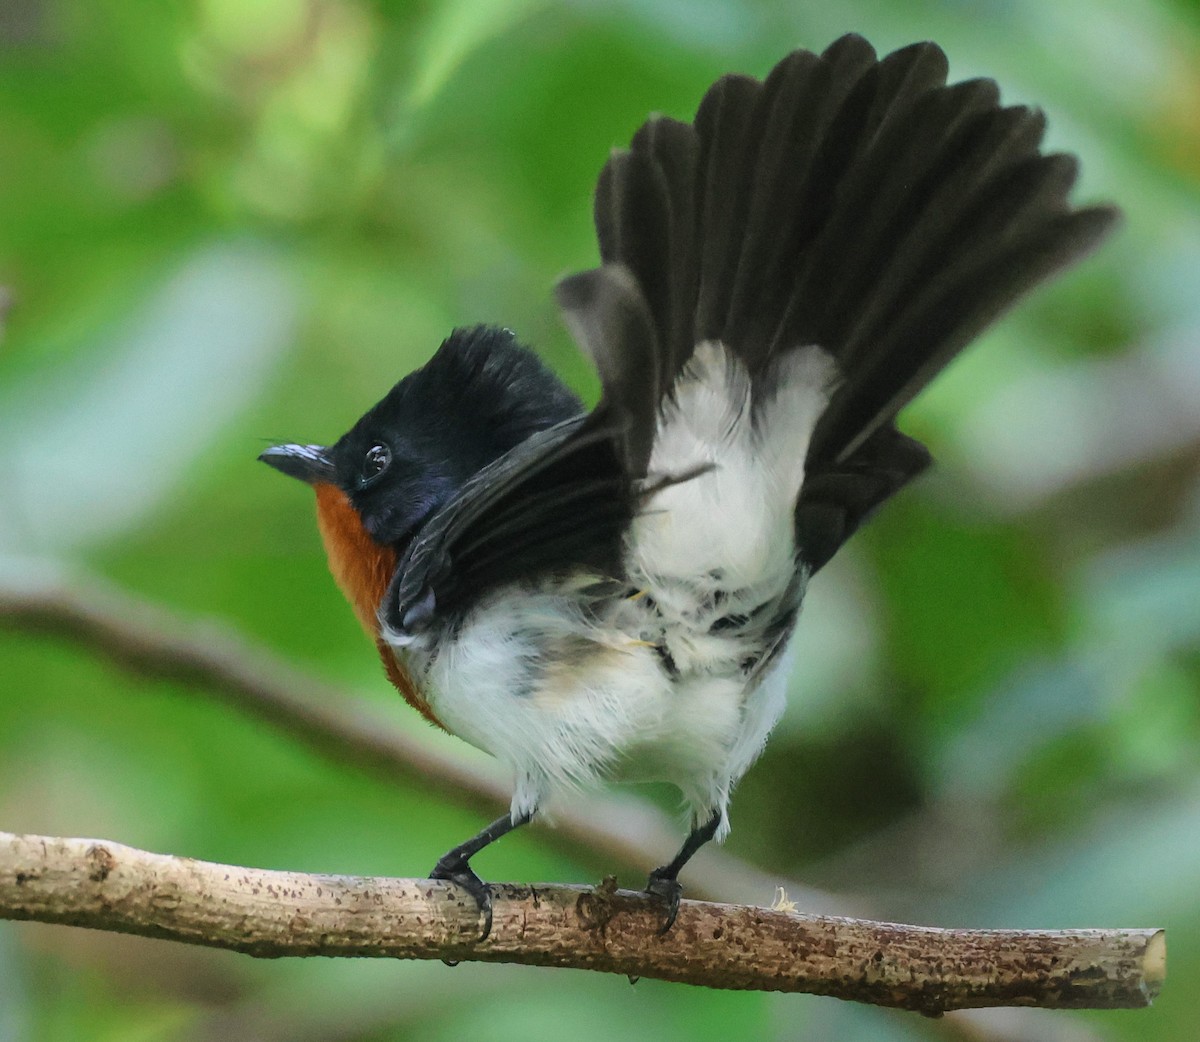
(644, 871, 683, 933)
(426, 810, 533, 950)
(431, 855, 493, 942)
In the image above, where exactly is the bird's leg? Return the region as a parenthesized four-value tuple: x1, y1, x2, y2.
(644, 810, 722, 932)
(430, 809, 533, 942)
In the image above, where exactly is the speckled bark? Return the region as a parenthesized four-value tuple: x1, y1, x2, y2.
(0, 832, 1163, 1012)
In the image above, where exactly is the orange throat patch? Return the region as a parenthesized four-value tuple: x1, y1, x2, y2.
(312, 483, 443, 730)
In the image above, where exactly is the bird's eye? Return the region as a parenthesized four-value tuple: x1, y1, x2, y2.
(362, 443, 391, 483)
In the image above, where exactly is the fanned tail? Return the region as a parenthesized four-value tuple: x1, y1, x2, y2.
(567, 34, 1118, 570)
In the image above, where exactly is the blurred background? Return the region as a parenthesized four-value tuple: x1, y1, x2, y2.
(1, 0, 1197, 1039)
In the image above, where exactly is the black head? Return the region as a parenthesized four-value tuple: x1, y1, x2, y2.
(260, 325, 582, 546)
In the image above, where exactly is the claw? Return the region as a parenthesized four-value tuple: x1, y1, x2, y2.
(644, 872, 683, 934)
(431, 856, 494, 943)
(425, 810, 532, 951)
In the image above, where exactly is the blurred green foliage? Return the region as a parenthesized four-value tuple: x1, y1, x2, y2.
(1, 0, 1198, 1039)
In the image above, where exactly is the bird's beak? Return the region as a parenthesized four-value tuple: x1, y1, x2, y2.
(258, 443, 336, 484)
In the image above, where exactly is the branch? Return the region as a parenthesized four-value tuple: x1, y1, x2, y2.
(0, 832, 1163, 1013)
(0, 569, 834, 911)
(0, 571, 1168, 1039)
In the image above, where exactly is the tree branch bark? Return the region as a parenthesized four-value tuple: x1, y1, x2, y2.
(0, 832, 1164, 1014)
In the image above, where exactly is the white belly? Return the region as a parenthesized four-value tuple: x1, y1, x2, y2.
(410, 571, 794, 838)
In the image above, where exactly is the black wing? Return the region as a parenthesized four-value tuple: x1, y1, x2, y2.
(384, 34, 1118, 635)
(381, 413, 636, 634)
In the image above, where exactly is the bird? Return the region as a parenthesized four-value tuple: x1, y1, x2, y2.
(260, 33, 1117, 940)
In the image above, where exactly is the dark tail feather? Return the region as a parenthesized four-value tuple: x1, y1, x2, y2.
(594, 118, 700, 397)
(794, 426, 932, 573)
(579, 33, 1118, 568)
